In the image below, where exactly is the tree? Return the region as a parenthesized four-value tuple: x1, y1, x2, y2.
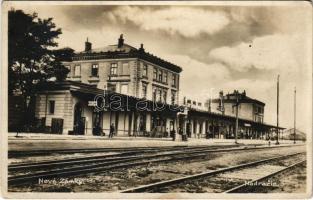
(8, 9, 73, 128)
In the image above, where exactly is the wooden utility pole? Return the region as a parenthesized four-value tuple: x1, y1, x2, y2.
(293, 87, 297, 144)
(233, 90, 239, 144)
(276, 75, 280, 145)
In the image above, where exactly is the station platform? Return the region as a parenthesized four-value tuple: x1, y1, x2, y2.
(8, 132, 303, 151)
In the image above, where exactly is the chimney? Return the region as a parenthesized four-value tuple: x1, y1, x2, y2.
(139, 43, 145, 52)
(118, 34, 124, 48)
(85, 37, 92, 52)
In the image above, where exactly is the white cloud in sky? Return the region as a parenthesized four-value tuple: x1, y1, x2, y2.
(110, 6, 230, 37)
(209, 34, 303, 72)
(162, 54, 231, 102)
(206, 31, 311, 133)
(11, 4, 312, 134)
(59, 26, 124, 52)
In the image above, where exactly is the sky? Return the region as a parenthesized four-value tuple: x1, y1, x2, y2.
(10, 2, 312, 133)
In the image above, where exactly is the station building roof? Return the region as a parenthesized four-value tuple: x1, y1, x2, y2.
(37, 81, 183, 115)
(187, 108, 284, 130)
(71, 35, 183, 73)
(211, 90, 265, 106)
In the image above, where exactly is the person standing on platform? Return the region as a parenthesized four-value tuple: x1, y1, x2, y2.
(179, 128, 185, 141)
(109, 123, 115, 138)
(170, 129, 176, 141)
(182, 128, 188, 141)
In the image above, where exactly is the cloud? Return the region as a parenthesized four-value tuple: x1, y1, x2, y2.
(109, 6, 230, 37)
(161, 54, 230, 101)
(11, 4, 312, 133)
(209, 34, 303, 73)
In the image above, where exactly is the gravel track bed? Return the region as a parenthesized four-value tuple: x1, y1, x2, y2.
(8, 145, 305, 192)
(157, 154, 306, 193)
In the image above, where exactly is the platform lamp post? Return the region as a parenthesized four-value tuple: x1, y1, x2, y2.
(15, 103, 20, 137)
(276, 75, 280, 145)
(25, 96, 31, 132)
(293, 87, 297, 144)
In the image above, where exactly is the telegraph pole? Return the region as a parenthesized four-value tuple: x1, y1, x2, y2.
(276, 75, 280, 145)
(234, 90, 239, 144)
(293, 87, 297, 144)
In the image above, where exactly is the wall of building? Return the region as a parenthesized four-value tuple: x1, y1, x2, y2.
(35, 91, 74, 134)
(64, 58, 180, 105)
(211, 102, 254, 121)
(64, 58, 138, 96)
(137, 59, 179, 105)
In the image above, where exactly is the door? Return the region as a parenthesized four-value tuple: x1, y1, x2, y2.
(92, 111, 103, 136)
(74, 103, 85, 135)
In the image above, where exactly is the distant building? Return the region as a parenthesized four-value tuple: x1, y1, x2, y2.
(282, 128, 306, 141)
(182, 97, 206, 111)
(208, 90, 265, 123)
(178, 90, 280, 140)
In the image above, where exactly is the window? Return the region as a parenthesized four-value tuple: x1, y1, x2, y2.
(163, 71, 168, 83)
(110, 63, 118, 75)
(158, 89, 162, 102)
(163, 90, 167, 103)
(120, 84, 128, 95)
(158, 70, 163, 82)
(172, 74, 177, 87)
(142, 83, 147, 98)
(122, 63, 129, 75)
(171, 90, 176, 105)
(91, 64, 98, 77)
(152, 87, 157, 102)
(65, 65, 71, 77)
(49, 100, 55, 114)
(153, 68, 157, 80)
(74, 65, 81, 77)
(107, 83, 116, 92)
(142, 64, 148, 77)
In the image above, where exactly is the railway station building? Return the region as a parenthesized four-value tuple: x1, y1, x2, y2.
(34, 35, 183, 136)
(30, 34, 283, 138)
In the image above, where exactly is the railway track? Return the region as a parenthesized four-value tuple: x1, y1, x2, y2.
(9, 143, 300, 158)
(121, 152, 305, 193)
(9, 145, 251, 172)
(8, 144, 240, 158)
(8, 144, 304, 187)
(224, 160, 306, 193)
